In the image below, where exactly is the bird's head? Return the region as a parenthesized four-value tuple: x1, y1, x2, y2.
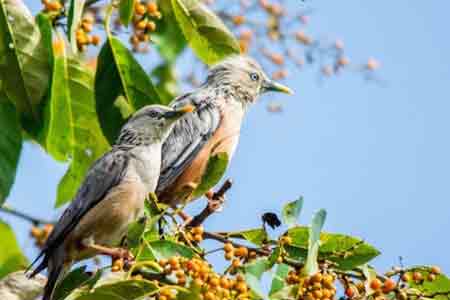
(117, 104, 195, 145)
(206, 55, 293, 103)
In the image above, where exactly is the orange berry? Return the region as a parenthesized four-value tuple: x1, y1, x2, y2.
(209, 277, 220, 287)
(235, 247, 248, 258)
(366, 57, 380, 70)
(159, 259, 168, 267)
(134, 3, 146, 15)
(310, 273, 323, 283)
(159, 296, 167, 300)
(313, 289, 323, 298)
(232, 258, 241, 268)
(382, 278, 396, 293)
(192, 226, 204, 235)
(370, 278, 382, 290)
(428, 273, 436, 281)
(232, 15, 245, 25)
(91, 35, 100, 46)
(276, 256, 283, 264)
(401, 273, 410, 282)
(249, 251, 257, 259)
(204, 291, 215, 300)
(111, 265, 120, 272)
(46, 1, 62, 11)
(270, 53, 284, 65)
(224, 242, 234, 252)
(220, 276, 230, 289)
(81, 22, 93, 32)
(431, 266, 441, 275)
(338, 56, 350, 66)
(412, 271, 423, 282)
(169, 257, 179, 268)
(322, 288, 333, 298)
(235, 282, 248, 293)
(136, 19, 147, 30)
(147, 2, 158, 14)
(30, 227, 42, 238)
(295, 31, 312, 45)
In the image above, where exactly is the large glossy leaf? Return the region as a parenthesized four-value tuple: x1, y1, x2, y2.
(44, 36, 74, 161)
(153, 1, 186, 62)
(53, 266, 92, 300)
(67, 0, 86, 54)
(0, 0, 50, 126)
(191, 152, 229, 198)
(147, 240, 195, 260)
(244, 258, 271, 299)
(0, 102, 22, 204)
(282, 197, 304, 227)
(95, 35, 161, 143)
(170, 0, 240, 65)
(0, 220, 28, 279)
(286, 226, 380, 270)
(55, 57, 109, 207)
(119, 0, 135, 26)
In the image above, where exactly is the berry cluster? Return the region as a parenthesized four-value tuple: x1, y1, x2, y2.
(155, 256, 251, 300)
(223, 242, 257, 269)
(286, 271, 337, 300)
(76, 14, 100, 51)
(30, 224, 53, 248)
(129, 1, 161, 53)
(185, 225, 204, 243)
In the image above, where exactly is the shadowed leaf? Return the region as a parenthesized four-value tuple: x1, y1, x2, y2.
(0, 102, 22, 204)
(67, 0, 86, 53)
(119, 0, 136, 26)
(170, 0, 240, 65)
(0, 0, 50, 129)
(192, 152, 229, 198)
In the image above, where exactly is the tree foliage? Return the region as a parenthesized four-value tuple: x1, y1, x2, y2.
(0, 1, 436, 300)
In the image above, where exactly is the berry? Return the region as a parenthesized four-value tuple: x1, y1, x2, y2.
(431, 266, 441, 275)
(428, 273, 436, 281)
(232, 258, 241, 268)
(135, 3, 146, 15)
(234, 247, 248, 258)
(412, 271, 423, 282)
(147, 2, 158, 14)
(224, 242, 234, 252)
(370, 278, 382, 290)
(382, 278, 396, 293)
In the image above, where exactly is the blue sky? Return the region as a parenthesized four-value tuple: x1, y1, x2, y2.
(3, 0, 450, 275)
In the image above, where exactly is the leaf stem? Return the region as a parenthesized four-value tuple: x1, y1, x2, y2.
(0, 204, 54, 226)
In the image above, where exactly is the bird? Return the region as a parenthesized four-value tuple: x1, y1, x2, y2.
(156, 55, 293, 210)
(27, 104, 195, 300)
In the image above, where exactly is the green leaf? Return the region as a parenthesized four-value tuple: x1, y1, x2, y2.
(95, 35, 161, 143)
(270, 263, 290, 297)
(270, 285, 297, 300)
(192, 152, 229, 198)
(0, 0, 51, 126)
(151, 63, 179, 105)
(67, 0, 85, 53)
(0, 220, 28, 279)
(228, 228, 268, 246)
(170, 0, 240, 65)
(286, 226, 380, 270)
(54, 57, 109, 207)
(153, 1, 186, 62)
(403, 267, 450, 300)
(127, 217, 147, 250)
(73, 279, 159, 300)
(303, 209, 326, 276)
(149, 240, 196, 260)
(0, 102, 22, 204)
(282, 197, 304, 227)
(244, 258, 271, 299)
(44, 35, 74, 161)
(119, 0, 136, 26)
(53, 266, 91, 300)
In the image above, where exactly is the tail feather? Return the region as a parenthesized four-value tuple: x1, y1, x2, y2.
(42, 246, 68, 300)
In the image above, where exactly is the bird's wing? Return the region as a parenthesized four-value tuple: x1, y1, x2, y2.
(41, 149, 130, 254)
(156, 93, 222, 192)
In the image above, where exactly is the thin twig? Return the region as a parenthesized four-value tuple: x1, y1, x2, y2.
(0, 205, 54, 226)
(187, 179, 233, 227)
(203, 231, 270, 256)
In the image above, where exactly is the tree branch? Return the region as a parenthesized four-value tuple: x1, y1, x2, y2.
(0, 205, 54, 226)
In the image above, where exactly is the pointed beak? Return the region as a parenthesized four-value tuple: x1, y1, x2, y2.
(163, 104, 196, 120)
(263, 79, 294, 95)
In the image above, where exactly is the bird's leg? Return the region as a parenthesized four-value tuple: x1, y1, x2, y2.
(82, 239, 134, 262)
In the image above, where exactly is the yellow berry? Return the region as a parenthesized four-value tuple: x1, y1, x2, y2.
(134, 3, 146, 15)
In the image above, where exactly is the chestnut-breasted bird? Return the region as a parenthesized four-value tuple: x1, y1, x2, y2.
(156, 55, 293, 207)
(27, 104, 194, 300)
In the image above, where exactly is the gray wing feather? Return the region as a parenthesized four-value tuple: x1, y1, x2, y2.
(40, 148, 130, 255)
(156, 93, 221, 192)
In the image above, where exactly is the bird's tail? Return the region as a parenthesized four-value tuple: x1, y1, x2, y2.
(42, 246, 70, 300)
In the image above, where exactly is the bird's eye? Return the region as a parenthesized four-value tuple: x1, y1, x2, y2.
(250, 72, 259, 81)
(148, 110, 159, 118)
